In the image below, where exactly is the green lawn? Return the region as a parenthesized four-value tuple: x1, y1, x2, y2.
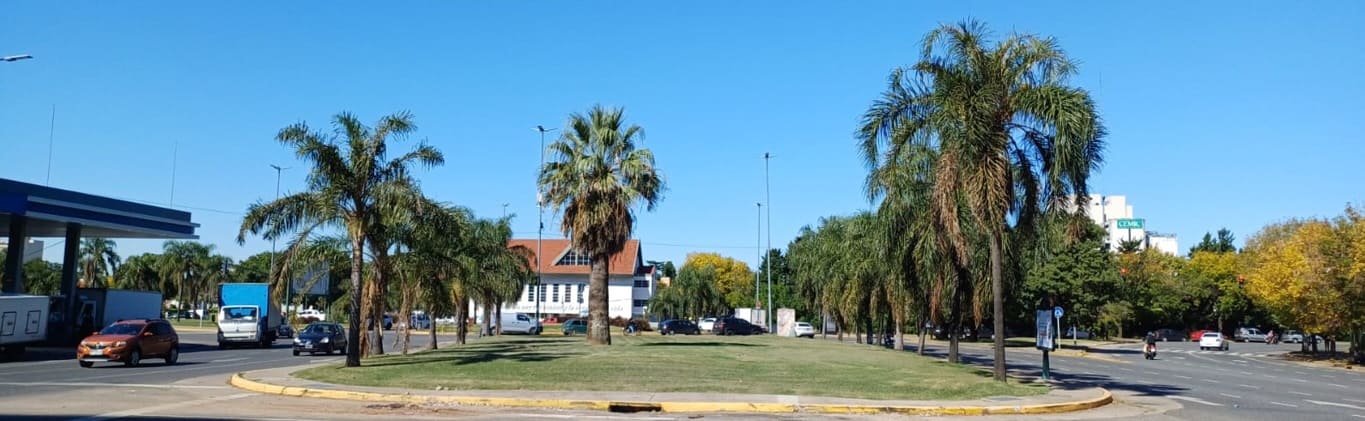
(296, 334, 1045, 401)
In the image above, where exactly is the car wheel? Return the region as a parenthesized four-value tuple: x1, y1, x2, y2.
(79, 360, 94, 368)
(125, 349, 141, 367)
(292, 349, 300, 356)
(165, 347, 179, 365)
(340, 345, 347, 355)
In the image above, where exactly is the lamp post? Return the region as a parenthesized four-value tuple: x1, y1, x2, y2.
(755, 202, 761, 311)
(270, 164, 289, 315)
(764, 152, 773, 334)
(535, 125, 557, 324)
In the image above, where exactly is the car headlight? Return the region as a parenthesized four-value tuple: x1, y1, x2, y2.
(293, 338, 301, 344)
(113, 341, 126, 348)
(320, 337, 329, 343)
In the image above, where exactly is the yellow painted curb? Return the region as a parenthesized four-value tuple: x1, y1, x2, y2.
(229, 372, 1111, 415)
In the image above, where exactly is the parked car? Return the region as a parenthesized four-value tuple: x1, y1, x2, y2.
(561, 319, 588, 336)
(659, 319, 701, 335)
(794, 322, 817, 338)
(1199, 332, 1230, 351)
(1188, 329, 1213, 342)
(297, 309, 326, 322)
(77, 319, 180, 367)
(409, 314, 432, 330)
(698, 317, 718, 332)
(1154, 328, 1184, 342)
(1234, 327, 1267, 342)
(499, 312, 542, 335)
(713, 317, 763, 335)
(277, 324, 295, 339)
(293, 322, 347, 356)
(1067, 327, 1092, 340)
(1282, 330, 1305, 343)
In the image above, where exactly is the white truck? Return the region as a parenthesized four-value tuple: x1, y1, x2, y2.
(0, 294, 50, 359)
(217, 283, 282, 348)
(73, 288, 163, 336)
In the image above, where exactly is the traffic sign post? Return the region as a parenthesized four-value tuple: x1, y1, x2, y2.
(1117, 219, 1145, 244)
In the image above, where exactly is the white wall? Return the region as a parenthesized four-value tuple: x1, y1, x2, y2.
(482, 272, 654, 321)
(1147, 235, 1180, 256)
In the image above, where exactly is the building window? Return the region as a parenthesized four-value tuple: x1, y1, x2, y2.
(633, 279, 649, 288)
(552, 284, 560, 303)
(577, 284, 585, 303)
(526, 285, 534, 302)
(555, 250, 592, 266)
(540, 284, 547, 302)
(633, 300, 648, 308)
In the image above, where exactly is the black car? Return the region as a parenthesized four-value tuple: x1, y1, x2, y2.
(713, 317, 764, 335)
(293, 322, 347, 356)
(1155, 328, 1185, 342)
(659, 319, 701, 335)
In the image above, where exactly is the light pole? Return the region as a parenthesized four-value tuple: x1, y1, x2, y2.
(755, 202, 761, 311)
(764, 152, 773, 334)
(535, 125, 557, 324)
(502, 203, 509, 219)
(270, 165, 289, 315)
(1, 54, 33, 62)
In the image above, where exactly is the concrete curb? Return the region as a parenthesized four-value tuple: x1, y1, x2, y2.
(228, 372, 1112, 415)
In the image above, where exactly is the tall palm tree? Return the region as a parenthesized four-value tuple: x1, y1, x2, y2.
(159, 241, 218, 317)
(539, 105, 665, 345)
(858, 21, 1105, 380)
(115, 253, 162, 292)
(79, 238, 121, 288)
(239, 111, 443, 367)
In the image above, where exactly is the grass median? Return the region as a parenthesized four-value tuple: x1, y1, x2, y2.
(295, 334, 1045, 401)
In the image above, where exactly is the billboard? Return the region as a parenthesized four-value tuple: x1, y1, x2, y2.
(289, 264, 330, 296)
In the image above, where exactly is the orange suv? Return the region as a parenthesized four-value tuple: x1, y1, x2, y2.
(77, 319, 180, 367)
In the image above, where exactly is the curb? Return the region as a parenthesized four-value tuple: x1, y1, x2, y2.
(229, 372, 1112, 415)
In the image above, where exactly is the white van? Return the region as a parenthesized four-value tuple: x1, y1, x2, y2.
(499, 313, 542, 335)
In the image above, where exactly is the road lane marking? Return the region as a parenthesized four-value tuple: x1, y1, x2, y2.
(72, 392, 253, 421)
(1288, 391, 1312, 396)
(0, 382, 228, 389)
(1169, 396, 1224, 407)
(1320, 374, 1337, 379)
(1304, 400, 1365, 411)
(1219, 393, 1242, 399)
(1240, 371, 1254, 376)
(1269, 401, 1298, 408)
(1328, 383, 1348, 389)
(1201, 379, 1219, 383)
(1352, 415, 1365, 419)
(1173, 375, 1193, 380)
(1345, 398, 1365, 404)
(209, 357, 247, 363)
(1292, 378, 1309, 383)
(74, 356, 299, 382)
(1295, 371, 1308, 375)
(1238, 384, 1260, 389)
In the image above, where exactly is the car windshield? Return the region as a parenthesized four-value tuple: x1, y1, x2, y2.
(1203, 333, 1220, 337)
(100, 323, 144, 336)
(224, 307, 258, 320)
(302, 324, 335, 335)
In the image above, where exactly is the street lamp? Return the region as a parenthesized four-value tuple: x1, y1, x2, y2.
(1, 55, 33, 62)
(764, 152, 773, 334)
(755, 202, 761, 312)
(270, 164, 289, 315)
(535, 125, 557, 324)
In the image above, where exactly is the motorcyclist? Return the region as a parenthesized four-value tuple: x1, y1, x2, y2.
(1144, 331, 1158, 354)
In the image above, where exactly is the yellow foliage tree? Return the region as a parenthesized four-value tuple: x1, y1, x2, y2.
(682, 252, 756, 310)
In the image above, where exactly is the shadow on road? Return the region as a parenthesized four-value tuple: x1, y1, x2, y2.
(901, 344, 1191, 398)
(637, 342, 765, 348)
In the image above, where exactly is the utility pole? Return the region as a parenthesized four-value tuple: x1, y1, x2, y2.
(535, 126, 557, 324)
(764, 152, 773, 334)
(755, 202, 761, 311)
(270, 165, 289, 315)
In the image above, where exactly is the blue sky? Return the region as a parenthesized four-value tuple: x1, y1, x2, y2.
(2, 2, 1362, 270)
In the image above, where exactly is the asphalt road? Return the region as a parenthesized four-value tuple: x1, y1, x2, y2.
(893, 338, 1365, 421)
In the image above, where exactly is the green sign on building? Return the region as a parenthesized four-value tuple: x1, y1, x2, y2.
(1116, 218, 1145, 229)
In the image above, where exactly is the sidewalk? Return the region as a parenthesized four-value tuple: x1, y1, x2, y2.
(230, 365, 1112, 416)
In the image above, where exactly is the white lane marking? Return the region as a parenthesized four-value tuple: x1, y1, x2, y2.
(209, 357, 247, 363)
(1352, 415, 1365, 419)
(0, 382, 228, 390)
(1328, 383, 1348, 389)
(1304, 400, 1365, 411)
(74, 356, 299, 382)
(1288, 391, 1312, 396)
(1219, 393, 1242, 399)
(1345, 398, 1365, 404)
(1269, 401, 1298, 408)
(1295, 371, 1308, 375)
(1293, 378, 1309, 383)
(1321, 374, 1337, 379)
(1201, 379, 1219, 383)
(1238, 384, 1261, 389)
(1173, 375, 1193, 380)
(72, 392, 253, 421)
(1168, 396, 1224, 407)
(1240, 371, 1254, 376)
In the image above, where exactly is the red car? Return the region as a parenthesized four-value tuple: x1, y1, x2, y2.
(1189, 329, 1212, 341)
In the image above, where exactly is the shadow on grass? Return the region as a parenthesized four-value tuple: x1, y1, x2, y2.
(357, 338, 574, 368)
(637, 342, 766, 348)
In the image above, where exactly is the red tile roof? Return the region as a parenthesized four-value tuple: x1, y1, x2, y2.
(507, 239, 641, 276)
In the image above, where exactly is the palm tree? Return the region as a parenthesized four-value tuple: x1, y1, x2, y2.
(857, 21, 1105, 380)
(239, 111, 443, 367)
(160, 241, 217, 318)
(539, 105, 665, 345)
(79, 238, 121, 288)
(115, 253, 162, 291)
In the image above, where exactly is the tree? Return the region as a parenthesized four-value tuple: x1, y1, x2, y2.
(22, 260, 62, 296)
(1020, 223, 1121, 336)
(234, 252, 276, 283)
(115, 253, 162, 292)
(649, 263, 726, 320)
(1190, 228, 1237, 255)
(1185, 251, 1248, 332)
(682, 253, 755, 309)
(79, 238, 121, 288)
(857, 21, 1106, 380)
(647, 260, 678, 279)
(539, 105, 665, 345)
(239, 111, 443, 366)
(1117, 239, 1144, 254)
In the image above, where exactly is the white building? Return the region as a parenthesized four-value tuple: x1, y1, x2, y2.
(0, 238, 44, 264)
(1068, 195, 1177, 255)
(482, 239, 657, 321)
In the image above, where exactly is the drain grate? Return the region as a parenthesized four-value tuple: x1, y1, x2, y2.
(608, 402, 663, 413)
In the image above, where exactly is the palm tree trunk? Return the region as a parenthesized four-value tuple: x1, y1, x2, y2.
(368, 253, 388, 356)
(428, 318, 438, 350)
(345, 235, 364, 367)
(894, 308, 905, 351)
(495, 303, 503, 335)
(454, 292, 468, 345)
(586, 255, 611, 345)
(482, 293, 494, 337)
(398, 287, 412, 355)
(989, 232, 1007, 382)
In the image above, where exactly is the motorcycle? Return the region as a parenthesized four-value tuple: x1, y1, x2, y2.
(1143, 343, 1157, 360)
